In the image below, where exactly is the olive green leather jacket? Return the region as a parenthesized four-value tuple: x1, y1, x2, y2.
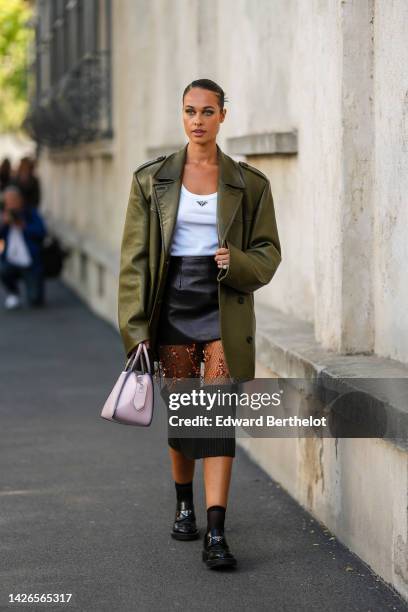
(118, 143, 281, 382)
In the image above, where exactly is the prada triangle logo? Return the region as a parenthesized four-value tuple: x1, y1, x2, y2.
(196, 200, 208, 206)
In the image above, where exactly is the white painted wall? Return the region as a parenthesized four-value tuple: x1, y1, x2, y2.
(37, 0, 408, 364)
(373, 0, 408, 363)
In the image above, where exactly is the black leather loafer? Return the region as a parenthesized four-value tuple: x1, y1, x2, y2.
(202, 528, 237, 568)
(171, 500, 199, 540)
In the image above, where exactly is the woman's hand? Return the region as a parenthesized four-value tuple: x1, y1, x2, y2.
(214, 247, 230, 269)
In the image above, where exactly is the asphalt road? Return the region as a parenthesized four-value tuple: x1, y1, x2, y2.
(0, 279, 407, 612)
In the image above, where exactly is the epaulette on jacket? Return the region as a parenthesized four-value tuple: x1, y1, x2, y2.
(135, 155, 167, 174)
(238, 160, 268, 181)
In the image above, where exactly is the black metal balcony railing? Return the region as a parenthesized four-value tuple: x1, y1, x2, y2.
(24, 0, 112, 149)
(24, 50, 112, 148)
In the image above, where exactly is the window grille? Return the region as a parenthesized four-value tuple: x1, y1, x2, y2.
(25, 0, 113, 148)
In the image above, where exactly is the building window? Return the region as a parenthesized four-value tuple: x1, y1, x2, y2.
(25, 0, 112, 148)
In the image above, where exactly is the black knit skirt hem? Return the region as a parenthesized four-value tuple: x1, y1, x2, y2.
(165, 390, 237, 460)
(167, 436, 236, 459)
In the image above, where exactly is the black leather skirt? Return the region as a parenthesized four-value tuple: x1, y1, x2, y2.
(157, 255, 221, 345)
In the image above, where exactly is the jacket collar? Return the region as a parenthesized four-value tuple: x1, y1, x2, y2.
(152, 143, 245, 252)
(152, 142, 245, 188)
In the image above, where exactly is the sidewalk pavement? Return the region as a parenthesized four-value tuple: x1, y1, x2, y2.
(0, 279, 407, 612)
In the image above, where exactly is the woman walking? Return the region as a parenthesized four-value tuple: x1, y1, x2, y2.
(118, 79, 281, 569)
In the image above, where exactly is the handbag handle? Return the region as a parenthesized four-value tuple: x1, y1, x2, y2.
(125, 342, 152, 374)
(125, 343, 150, 374)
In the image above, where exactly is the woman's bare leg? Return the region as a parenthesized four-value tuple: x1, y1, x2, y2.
(203, 455, 233, 508)
(169, 448, 195, 484)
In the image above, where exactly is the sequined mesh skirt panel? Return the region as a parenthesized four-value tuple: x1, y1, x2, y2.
(158, 343, 236, 459)
(157, 255, 221, 345)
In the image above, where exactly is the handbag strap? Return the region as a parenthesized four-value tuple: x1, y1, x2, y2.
(125, 342, 152, 374)
(124, 342, 142, 371)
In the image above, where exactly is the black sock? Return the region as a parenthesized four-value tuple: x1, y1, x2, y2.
(175, 480, 193, 505)
(207, 505, 226, 532)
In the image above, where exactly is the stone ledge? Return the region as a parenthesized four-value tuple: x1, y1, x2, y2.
(46, 138, 115, 162)
(227, 131, 298, 156)
(43, 212, 119, 274)
(255, 302, 408, 451)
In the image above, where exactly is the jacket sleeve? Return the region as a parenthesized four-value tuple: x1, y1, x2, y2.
(217, 179, 281, 293)
(118, 172, 150, 358)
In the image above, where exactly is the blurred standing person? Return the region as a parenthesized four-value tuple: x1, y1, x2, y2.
(15, 156, 41, 209)
(0, 158, 12, 208)
(0, 157, 12, 192)
(0, 185, 47, 309)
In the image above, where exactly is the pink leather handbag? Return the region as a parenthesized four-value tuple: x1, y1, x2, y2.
(100, 342, 154, 426)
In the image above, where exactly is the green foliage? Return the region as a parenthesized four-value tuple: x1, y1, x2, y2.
(0, 0, 33, 132)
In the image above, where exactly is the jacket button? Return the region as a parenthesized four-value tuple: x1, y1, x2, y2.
(246, 336, 253, 344)
(238, 296, 244, 304)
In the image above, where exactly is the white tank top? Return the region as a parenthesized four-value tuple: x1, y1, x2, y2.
(170, 184, 219, 256)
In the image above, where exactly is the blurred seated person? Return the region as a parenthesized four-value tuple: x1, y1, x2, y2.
(0, 185, 47, 309)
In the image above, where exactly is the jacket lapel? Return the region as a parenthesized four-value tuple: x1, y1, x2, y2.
(152, 143, 244, 253)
